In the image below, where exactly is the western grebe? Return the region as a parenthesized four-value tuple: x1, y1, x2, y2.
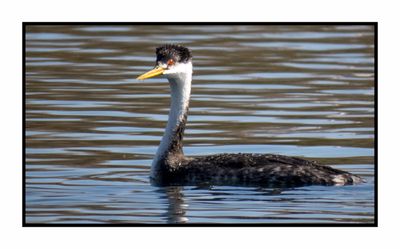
(137, 44, 364, 187)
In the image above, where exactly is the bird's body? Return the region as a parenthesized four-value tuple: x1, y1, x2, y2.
(137, 44, 364, 187)
(152, 153, 363, 187)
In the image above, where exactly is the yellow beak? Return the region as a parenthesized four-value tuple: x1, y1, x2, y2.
(136, 66, 165, 80)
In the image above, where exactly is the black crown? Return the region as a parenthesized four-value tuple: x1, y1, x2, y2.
(156, 44, 192, 63)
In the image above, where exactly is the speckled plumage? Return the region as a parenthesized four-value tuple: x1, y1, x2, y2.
(152, 152, 364, 187)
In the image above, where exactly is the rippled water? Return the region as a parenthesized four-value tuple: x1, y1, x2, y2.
(25, 24, 375, 224)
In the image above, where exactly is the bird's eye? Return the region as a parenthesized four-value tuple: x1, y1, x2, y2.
(167, 59, 175, 66)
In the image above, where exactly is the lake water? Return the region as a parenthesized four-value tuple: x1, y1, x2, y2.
(24, 24, 375, 224)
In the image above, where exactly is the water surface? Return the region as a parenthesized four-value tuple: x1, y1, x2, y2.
(25, 24, 375, 224)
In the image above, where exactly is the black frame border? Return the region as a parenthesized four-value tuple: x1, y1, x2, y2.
(23, 22, 378, 227)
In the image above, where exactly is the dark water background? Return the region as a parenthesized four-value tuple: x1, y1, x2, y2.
(25, 24, 375, 224)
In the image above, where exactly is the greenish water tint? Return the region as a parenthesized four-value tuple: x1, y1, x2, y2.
(25, 24, 375, 224)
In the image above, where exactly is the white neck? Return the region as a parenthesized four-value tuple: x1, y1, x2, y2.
(151, 62, 192, 177)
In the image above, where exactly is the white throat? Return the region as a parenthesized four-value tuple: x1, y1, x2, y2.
(151, 62, 193, 177)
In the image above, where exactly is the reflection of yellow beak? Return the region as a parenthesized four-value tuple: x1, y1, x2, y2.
(136, 66, 165, 80)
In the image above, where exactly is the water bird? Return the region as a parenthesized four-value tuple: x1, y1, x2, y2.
(136, 44, 364, 187)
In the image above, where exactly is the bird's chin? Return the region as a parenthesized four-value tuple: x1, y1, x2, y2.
(163, 72, 180, 79)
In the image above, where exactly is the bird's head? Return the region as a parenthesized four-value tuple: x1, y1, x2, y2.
(137, 44, 192, 80)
